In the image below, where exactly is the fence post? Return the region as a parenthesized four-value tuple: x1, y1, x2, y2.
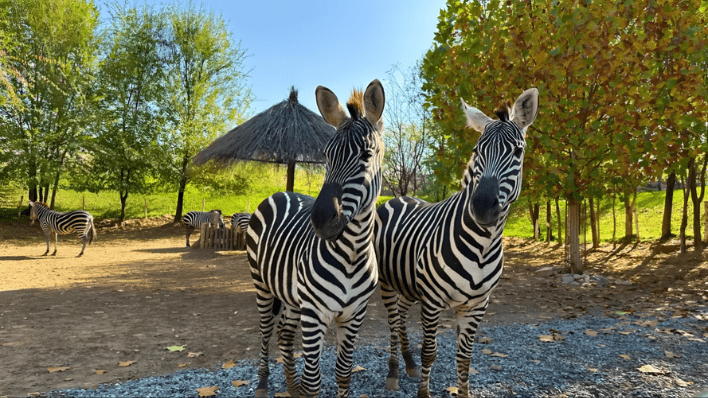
(200, 223, 207, 249)
(17, 195, 23, 218)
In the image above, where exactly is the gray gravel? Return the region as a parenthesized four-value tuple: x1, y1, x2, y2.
(46, 311, 708, 398)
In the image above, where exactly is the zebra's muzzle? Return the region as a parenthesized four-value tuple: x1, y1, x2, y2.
(311, 182, 348, 241)
(471, 176, 502, 228)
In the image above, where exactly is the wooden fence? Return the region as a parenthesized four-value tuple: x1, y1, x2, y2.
(199, 223, 246, 250)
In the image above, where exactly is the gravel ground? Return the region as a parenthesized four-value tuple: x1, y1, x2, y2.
(46, 311, 708, 398)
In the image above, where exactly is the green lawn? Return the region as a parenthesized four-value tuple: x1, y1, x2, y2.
(2, 177, 702, 242)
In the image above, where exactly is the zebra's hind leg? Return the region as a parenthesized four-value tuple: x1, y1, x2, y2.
(454, 302, 488, 398)
(78, 234, 88, 257)
(50, 231, 58, 256)
(334, 305, 367, 398)
(278, 307, 302, 397)
(397, 296, 421, 378)
(381, 283, 401, 390)
(185, 227, 192, 248)
(255, 292, 281, 398)
(416, 303, 442, 398)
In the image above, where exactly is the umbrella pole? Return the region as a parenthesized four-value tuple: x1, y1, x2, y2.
(286, 161, 295, 192)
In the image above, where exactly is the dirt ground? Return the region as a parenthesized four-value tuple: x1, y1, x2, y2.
(1, 216, 707, 397)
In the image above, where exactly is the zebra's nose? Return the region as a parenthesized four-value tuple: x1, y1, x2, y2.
(311, 182, 346, 241)
(471, 176, 501, 227)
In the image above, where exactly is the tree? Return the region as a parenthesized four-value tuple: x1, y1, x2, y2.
(162, 4, 252, 223)
(82, 3, 169, 221)
(0, 0, 99, 207)
(421, 0, 707, 272)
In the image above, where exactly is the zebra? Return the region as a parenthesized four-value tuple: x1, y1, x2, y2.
(230, 212, 251, 235)
(28, 201, 97, 257)
(374, 88, 539, 398)
(182, 210, 224, 247)
(247, 80, 385, 398)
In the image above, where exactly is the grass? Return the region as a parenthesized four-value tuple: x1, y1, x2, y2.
(2, 171, 703, 242)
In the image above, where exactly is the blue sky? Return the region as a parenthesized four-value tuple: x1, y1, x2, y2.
(101, 0, 449, 116)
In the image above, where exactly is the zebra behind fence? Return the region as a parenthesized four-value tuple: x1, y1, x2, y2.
(247, 80, 385, 398)
(230, 212, 251, 235)
(375, 88, 539, 398)
(182, 210, 224, 247)
(29, 201, 97, 257)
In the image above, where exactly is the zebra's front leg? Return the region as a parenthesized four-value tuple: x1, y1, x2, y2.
(381, 282, 401, 390)
(185, 228, 192, 248)
(42, 229, 51, 256)
(278, 307, 302, 397)
(417, 303, 442, 398)
(254, 292, 280, 398)
(299, 307, 329, 398)
(78, 234, 88, 257)
(334, 305, 367, 398)
(453, 302, 488, 398)
(397, 296, 421, 378)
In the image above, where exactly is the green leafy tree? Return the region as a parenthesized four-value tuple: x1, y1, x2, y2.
(162, 3, 252, 222)
(0, 0, 99, 207)
(80, 3, 169, 221)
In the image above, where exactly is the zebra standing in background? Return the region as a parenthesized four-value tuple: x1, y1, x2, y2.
(375, 88, 539, 398)
(28, 201, 97, 257)
(182, 210, 224, 247)
(247, 80, 385, 398)
(230, 212, 251, 235)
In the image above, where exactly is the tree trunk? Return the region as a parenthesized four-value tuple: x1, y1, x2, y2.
(689, 156, 707, 251)
(174, 155, 189, 223)
(555, 197, 563, 245)
(624, 194, 633, 243)
(529, 202, 540, 240)
(661, 171, 677, 240)
(567, 197, 582, 274)
(50, 170, 60, 210)
(612, 195, 617, 245)
(680, 175, 689, 253)
(546, 200, 553, 242)
(119, 190, 128, 222)
(286, 161, 295, 192)
(589, 197, 599, 248)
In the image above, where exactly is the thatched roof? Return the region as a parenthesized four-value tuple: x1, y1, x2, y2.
(192, 87, 335, 166)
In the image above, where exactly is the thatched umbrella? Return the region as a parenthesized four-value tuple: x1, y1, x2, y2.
(192, 87, 335, 191)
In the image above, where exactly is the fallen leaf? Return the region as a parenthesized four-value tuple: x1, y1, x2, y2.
(584, 330, 598, 337)
(469, 367, 479, 374)
(222, 360, 236, 369)
(674, 377, 690, 387)
(587, 367, 598, 372)
(491, 352, 509, 358)
(178, 363, 188, 368)
(618, 329, 636, 335)
(166, 345, 185, 352)
(538, 335, 555, 342)
(489, 365, 502, 371)
(615, 311, 629, 315)
(188, 352, 203, 358)
(478, 337, 493, 344)
(64, 378, 73, 381)
(481, 349, 493, 355)
(118, 361, 136, 367)
(95, 370, 106, 375)
(232, 380, 249, 388)
(275, 356, 285, 364)
(618, 354, 631, 360)
(48, 367, 70, 373)
(274, 392, 291, 397)
(294, 352, 303, 358)
(637, 364, 663, 374)
(352, 365, 366, 373)
(196, 386, 218, 397)
(664, 351, 681, 358)
(445, 386, 458, 395)
(633, 320, 658, 328)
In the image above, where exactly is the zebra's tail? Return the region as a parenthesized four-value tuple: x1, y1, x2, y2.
(89, 216, 97, 244)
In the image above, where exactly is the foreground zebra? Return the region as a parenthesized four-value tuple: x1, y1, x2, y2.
(29, 201, 97, 257)
(247, 80, 385, 398)
(375, 88, 539, 398)
(230, 212, 251, 235)
(182, 210, 224, 247)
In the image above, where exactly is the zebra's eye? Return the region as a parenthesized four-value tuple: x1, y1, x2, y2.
(360, 150, 372, 162)
(514, 148, 524, 158)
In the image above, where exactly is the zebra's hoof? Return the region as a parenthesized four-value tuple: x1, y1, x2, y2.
(255, 388, 268, 397)
(77, 253, 83, 257)
(386, 377, 400, 390)
(42, 253, 48, 256)
(50, 252, 57, 256)
(407, 366, 421, 378)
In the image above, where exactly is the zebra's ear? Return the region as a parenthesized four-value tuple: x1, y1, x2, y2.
(511, 88, 539, 132)
(29, 201, 35, 207)
(316, 86, 348, 128)
(461, 98, 493, 133)
(363, 79, 385, 130)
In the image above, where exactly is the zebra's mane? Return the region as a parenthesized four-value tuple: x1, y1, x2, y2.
(33, 201, 49, 207)
(494, 101, 511, 122)
(347, 88, 364, 120)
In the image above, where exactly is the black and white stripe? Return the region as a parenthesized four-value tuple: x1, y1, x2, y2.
(182, 210, 224, 247)
(247, 80, 385, 398)
(29, 201, 97, 257)
(375, 89, 538, 398)
(230, 212, 251, 235)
